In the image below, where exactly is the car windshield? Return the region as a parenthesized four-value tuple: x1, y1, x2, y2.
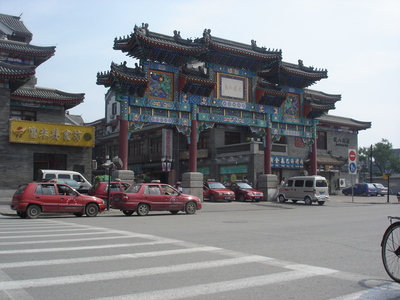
(207, 182, 226, 189)
(374, 183, 384, 188)
(236, 182, 252, 189)
(125, 184, 141, 193)
(316, 180, 328, 187)
(14, 184, 28, 195)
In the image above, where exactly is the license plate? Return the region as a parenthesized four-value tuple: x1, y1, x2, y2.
(254, 197, 260, 199)
(224, 197, 231, 200)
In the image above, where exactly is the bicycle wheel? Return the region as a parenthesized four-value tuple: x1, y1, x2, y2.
(381, 222, 400, 283)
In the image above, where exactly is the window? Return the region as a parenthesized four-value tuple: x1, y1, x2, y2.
(130, 141, 144, 156)
(198, 132, 209, 149)
(294, 180, 304, 187)
(150, 137, 162, 154)
(305, 180, 313, 187)
(225, 132, 240, 145)
(10, 110, 36, 121)
(317, 131, 327, 150)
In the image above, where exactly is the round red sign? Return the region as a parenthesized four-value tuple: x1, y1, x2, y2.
(349, 150, 356, 161)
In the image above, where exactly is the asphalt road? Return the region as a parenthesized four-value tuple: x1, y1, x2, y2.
(1, 194, 400, 300)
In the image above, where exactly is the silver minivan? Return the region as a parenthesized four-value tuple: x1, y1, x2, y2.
(277, 175, 330, 205)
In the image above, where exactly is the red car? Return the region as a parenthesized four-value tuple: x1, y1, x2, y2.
(203, 181, 235, 202)
(11, 182, 106, 219)
(88, 181, 131, 201)
(226, 181, 263, 202)
(112, 183, 202, 216)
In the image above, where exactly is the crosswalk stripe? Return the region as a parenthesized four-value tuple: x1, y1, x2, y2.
(0, 255, 271, 290)
(0, 238, 178, 254)
(94, 268, 337, 300)
(0, 246, 222, 269)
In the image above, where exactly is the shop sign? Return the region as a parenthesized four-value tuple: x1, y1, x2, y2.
(272, 156, 303, 169)
(9, 120, 94, 147)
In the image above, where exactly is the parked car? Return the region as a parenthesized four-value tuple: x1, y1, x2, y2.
(277, 175, 330, 205)
(342, 183, 377, 196)
(112, 183, 202, 216)
(42, 178, 89, 194)
(203, 180, 235, 202)
(10, 182, 106, 219)
(226, 181, 263, 202)
(37, 169, 92, 190)
(372, 183, 388, 196)
(88, 181, 131, 201)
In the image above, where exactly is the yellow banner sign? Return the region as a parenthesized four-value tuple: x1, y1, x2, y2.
(9, 120, 95, 147)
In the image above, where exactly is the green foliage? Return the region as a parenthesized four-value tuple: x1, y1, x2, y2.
(358, 139, 400, 176)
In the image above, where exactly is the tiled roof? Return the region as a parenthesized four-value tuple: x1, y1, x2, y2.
(11, 86, 85, 109)
(0, 39, 55, 67)
(0, 61, 35, 77)
(317, 114, 371, 130)
(0, 13, 32, 41)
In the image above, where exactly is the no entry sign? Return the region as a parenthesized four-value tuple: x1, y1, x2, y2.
(348, 149, 357, 174)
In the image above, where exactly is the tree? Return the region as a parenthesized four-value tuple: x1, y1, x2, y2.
(359, 139, 400, 177)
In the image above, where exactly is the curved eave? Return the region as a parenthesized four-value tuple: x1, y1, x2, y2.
(280, 64, 327, 80)
(179, 74, 215, 86)
(0, 61, 36, 78)
(209, 42, 281, 61)
(0, 40, 55, 57)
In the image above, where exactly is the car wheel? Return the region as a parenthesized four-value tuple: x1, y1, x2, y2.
(17, 211, 27, 218)
(26, 205, 41, 219)
(238, 194, 245, 202)
(304, 197, 312, 205)
(123, 210, 134, 216)
(170, 210, 179, 215)
(210, 194, 215, 202)
(278, 195, 286, 203)
(74, 213, 83, 217)
(185, 202, 197, 214)
(85, 203, 99, 217)
(318, 201, 325, 205)
(136, 203, 149, 216)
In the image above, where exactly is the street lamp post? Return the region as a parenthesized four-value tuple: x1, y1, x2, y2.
(161, 156, 172, 184)
(102, 158, 114, 211)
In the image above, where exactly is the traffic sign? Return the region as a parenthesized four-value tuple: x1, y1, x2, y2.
(348, 149, 357, 161)
(349, 162, 357, 174)
(348, 149, 357, 174)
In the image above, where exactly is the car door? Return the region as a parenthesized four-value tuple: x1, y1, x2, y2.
(161, 184, 183, 210)
(142, 184, 164, 210)
(56, 184, 83, 213)
(34, 183, 59, 212)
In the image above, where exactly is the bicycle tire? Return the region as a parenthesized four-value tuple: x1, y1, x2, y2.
(381, 221, 400, 283)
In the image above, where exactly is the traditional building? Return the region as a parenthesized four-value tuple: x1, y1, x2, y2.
(95, 23, 370, 193)
(0, 13, 94, 195)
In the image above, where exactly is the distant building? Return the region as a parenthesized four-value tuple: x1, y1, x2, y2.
(0, 13, 94, 195)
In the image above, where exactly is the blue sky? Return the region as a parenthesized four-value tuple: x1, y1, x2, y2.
(2, 0, 400, 148)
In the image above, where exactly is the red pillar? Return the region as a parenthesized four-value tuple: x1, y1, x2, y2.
(310, 141, 317, 175)
(264, 127, 272, 174)
(189, 119, 197, 172)
(119, 118, 128, 170)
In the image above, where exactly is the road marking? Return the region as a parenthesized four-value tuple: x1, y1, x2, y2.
(94, 268, 337, 300)
(0, 246, 222, 268)
(0, 238, 178, 254)
(0, 255, 271, 290)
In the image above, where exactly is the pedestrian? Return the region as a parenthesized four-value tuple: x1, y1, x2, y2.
(176, 181, 183, 192)
(280, 177, 286, 187)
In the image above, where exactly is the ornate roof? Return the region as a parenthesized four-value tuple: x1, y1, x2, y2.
(0, 61, 36, 92)
(259, 60, 328, 88)
(0, 13, 32, 43)
(0, 39, 55, 66)
(303, 89, 341, 118)
(113, 24, 281, 71)
(96, 61, 149, 96)
(11, 86, 85, 109)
